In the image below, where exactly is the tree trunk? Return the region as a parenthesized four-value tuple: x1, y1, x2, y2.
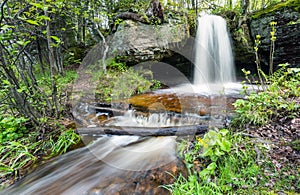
(76, 125, 222, 136)
(44, 1, 59, 118)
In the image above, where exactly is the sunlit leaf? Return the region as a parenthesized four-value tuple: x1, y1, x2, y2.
(38, 15, 51, 21)
(50, 35, 61, 44)
(30, 2, 44, 9)
(25, 19, 39, 26)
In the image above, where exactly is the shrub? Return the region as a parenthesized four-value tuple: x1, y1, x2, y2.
(232, 64, 300, 127)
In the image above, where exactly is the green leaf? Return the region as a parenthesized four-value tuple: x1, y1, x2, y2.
(30, 2, 44, 9)
(219, 139, 231, 152)
(219, 129, 229, 136)
(16, 40, 31, 46)
(50, 36, 61, 44)
(25, 19, 39, 26)
(206, 162, 217, 171)
(1, 24, 15, 30)
(2, 79, 10, 85)
(214, 147, 225, 156)
(37, 15, 51, 21)
(202, 148, 213, 157)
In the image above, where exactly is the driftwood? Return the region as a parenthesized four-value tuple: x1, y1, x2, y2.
(113, 12, 150, 24)
(110, 12, 148, 32)
(76, 125, 223, 137)
(110, 0, 164, 32)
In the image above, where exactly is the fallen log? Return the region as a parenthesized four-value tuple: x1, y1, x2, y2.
(76, 125, 223, 137)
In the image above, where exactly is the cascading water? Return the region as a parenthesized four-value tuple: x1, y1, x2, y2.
(193, 15, 235, 85)
(1, 134, 179, 195)
(1, 109, 197, 195)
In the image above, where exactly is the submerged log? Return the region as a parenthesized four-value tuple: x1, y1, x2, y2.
(76, 125, 223, 136)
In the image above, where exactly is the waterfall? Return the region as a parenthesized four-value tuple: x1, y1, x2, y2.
(193, 15, 235, 85)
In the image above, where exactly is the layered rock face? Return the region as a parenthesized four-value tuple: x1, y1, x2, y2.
(250, 7, 300, 69)
(107, 19, 190, 64)
(82, 16, 190, 74)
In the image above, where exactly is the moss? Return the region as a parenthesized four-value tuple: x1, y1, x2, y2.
(251, 0, 300, 19)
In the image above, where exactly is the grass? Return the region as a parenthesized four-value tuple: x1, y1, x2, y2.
(0, 123, 81, 189)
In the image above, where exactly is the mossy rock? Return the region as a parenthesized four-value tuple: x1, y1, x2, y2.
(251, 0, 300, 19)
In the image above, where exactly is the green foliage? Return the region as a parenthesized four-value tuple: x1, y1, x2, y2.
(0, 127, 81, 188)
(166, 132, 264, 194)
(164, 173, 222, 195)
(57, 70, 78, 88)
(95, 59, 161, 102)
(186, 9, 197, 34)
(63, 47, 86, 65)
(113, 0, 145, 12)
(0, 137, 39, 180)
(197, 129, 231, 162)
(0, 116, 28, 144)
(47, 129, 81, 157)
(233, 65, 300, 127)
(35, 69, 77, 115)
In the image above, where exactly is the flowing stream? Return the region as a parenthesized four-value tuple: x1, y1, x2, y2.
(1, 15, 240, 195)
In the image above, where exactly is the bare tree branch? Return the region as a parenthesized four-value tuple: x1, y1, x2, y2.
(0, 0, 8, 27)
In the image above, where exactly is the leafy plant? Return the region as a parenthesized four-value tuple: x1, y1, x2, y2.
(233, 65, 300, 127)
(198, 129, 231, 162)
(253, 34, 265, 86)
(166, 131, 264, 194)
(269, 21, 277, 74)
(164, 173, 222, 195)
(0, 116, 28, 143)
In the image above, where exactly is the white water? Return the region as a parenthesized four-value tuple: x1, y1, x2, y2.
(107, 110, 203, 127)
(194, 15, 235, 85)
(1, 110, 182, 194)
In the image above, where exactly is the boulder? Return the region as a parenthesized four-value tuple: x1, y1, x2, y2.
(107, 19, 190, 64)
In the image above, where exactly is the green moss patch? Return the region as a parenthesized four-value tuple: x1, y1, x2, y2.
(251, 0, 300, 19)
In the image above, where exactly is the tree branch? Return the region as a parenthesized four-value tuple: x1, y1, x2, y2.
(0, 0, 8, 27)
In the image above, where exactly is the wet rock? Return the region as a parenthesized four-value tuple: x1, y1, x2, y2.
(61, 119, 76, 129)
(199, 109, 206, 116)
(90, 158, 188, 195)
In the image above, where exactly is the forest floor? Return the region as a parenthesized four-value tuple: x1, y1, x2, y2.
(246, 116, 300, 191)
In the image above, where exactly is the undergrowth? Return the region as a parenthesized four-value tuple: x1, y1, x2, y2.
(0, 69, 81, 189)
(166, 130, 261, 194)
(95, 59, 161, 102)
(165, 66, 300, 194)
(166, 128, 299, 194)
(233, 64, 300, 127)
